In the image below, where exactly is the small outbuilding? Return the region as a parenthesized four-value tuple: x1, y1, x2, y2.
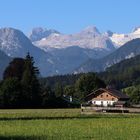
(85, 88, 129, 107)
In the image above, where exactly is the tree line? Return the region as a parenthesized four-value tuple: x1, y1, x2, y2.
(1, 52, 140, 108)
(0, 54, 105, 108)
(42, 54, 140, 105)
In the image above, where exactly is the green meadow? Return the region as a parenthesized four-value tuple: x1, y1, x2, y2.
(0, 109, 139, 140)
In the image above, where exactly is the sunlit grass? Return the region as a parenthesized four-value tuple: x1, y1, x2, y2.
(0, 109, 139, 140)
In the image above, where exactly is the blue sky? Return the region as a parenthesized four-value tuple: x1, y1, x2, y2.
(0, 0, 140, 34)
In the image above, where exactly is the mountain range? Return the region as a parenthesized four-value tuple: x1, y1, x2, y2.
(75, 38, 140, 73)
(0, 26, 140, 78)
(32, 26, 115, 50)
(31, 26, 140, 50)
(0, 28, 63, 77)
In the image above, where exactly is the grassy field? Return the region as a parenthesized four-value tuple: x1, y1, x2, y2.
(0, 109, 139, 140)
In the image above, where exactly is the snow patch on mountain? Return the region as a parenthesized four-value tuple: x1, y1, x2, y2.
(109, 27, 140, 47)
(47, 58, 54, 64)
(125, 52, 135, 59)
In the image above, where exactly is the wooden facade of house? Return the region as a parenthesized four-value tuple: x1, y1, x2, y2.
(85, 88, 129, 107)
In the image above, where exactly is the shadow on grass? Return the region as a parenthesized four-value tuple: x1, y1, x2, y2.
(0, 136, 47, 140)
(0, 114, 136, 121)
(0, 134, 96, 140)
(0, 136, 93, 140)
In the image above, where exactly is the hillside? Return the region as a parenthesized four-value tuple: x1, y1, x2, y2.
(41, 53, 140, 90)
(98, 54, 140, 89)
(75, 38, 140, 74)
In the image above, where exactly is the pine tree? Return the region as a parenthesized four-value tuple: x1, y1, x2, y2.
(21, 53, 41, 107)
(3, 58, 25, 80)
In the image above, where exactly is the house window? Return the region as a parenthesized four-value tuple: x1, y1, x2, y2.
(106, 95, 108, 97)
(101, 95, 103, 98)
(112, 98, 114, 101)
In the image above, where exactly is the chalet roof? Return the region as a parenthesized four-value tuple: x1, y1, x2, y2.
(85, 88, 129, 101)
(105, 88, 129, 99)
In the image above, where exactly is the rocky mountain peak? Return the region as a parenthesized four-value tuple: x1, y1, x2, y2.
(104, 30, 113, 37)
(0, 27, 37, 57)
(0, 27, 25, 38)
(29, 27, 60, 42)
(132, 26, 140, 34)
(81, 26, 100, 35)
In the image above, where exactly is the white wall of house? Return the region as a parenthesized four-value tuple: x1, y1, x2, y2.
(91, 100, 116, 106)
